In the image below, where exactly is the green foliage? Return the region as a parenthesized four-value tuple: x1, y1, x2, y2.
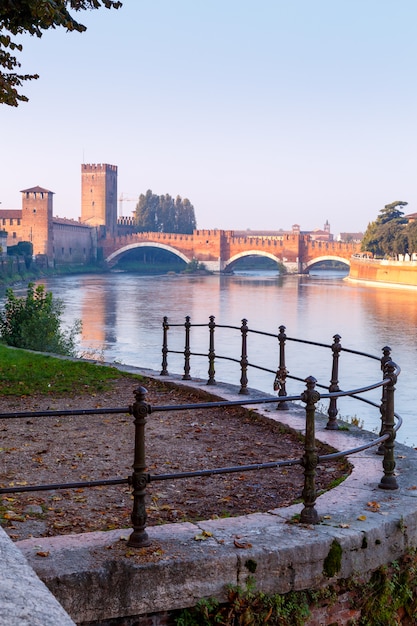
(134, 189, 197, 234)
(175, 578, 311, 625)
(0, 0, 122, 106)
(0, 342, 141, 396)
(184, 258, 208, 273)
(7, 241, 33, 257)
(0, 283, 81, 356)
(7, 241, 33, 268)
(323, 540, 343, 578)
(361, 201, 409, 257)
(357, 552, 417, 625)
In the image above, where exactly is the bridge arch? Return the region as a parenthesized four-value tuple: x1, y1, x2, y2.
(224, 250, 284, 271)
(304, 255, 351, 270)
(105, 242, 192, 266)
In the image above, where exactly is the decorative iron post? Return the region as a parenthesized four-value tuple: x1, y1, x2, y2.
(207, 315, 216, 385)
(326, 334, 341, 430)
(379, 361, 399, 490)
(300, 376, 320, 524)
(128, 386, 151, 547)
(160, 316, 169, 376)
(183, 316, 191, 380)
(239, 318, 249, 394)
(275, 325, 289, 410)
(377, 346, 391, 454)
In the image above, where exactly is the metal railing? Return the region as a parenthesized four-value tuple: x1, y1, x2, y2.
(0, 319, 402, 549)
(160, 316, 396, 426)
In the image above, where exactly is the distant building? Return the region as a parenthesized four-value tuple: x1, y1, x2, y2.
(0, 162, 119, 266)
(234, 221, 334, 241)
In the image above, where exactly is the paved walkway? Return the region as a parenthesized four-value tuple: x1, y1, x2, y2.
(12, 367, 417, 624)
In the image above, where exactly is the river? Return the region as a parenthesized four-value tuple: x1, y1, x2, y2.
(13, 268, 413, 448)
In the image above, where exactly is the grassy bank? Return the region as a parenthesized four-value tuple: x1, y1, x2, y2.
(0, 344, 141, 396)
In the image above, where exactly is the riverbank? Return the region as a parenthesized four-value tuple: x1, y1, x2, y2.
(347, 256, 417, 289)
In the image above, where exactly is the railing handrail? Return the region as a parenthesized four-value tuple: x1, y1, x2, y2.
(0, 318, 402, 548)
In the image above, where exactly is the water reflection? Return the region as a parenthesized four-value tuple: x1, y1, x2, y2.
(24, 271, 416, 447)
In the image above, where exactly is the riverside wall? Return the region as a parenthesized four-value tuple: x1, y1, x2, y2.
(348, 256, 417, 288)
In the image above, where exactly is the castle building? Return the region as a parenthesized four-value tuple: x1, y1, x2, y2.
(0, 164, 118, 266)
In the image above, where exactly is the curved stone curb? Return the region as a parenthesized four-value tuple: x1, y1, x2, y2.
(14, 367, 417, 624)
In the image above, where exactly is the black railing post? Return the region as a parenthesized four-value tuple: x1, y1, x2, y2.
(182, 316, 191, 380)
(160, 316, 169, 376)
(377, 346, 391, 454)
(326, 334, 341, 430)
(239, 318, 249, 394)
(300, 376, 320, 524)
(128, 386, 151, 547)
(379, 361, 399, 490)
(275, 325, 289, 410)
(207, 315, 216, 385)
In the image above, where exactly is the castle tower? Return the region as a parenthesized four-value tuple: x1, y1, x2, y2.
(81, 163, 117, 236)
(20, 186, 54, 261)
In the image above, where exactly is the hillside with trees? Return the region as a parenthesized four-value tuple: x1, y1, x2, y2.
(134, 190, 197, 234)
(361, 201, 417, 258)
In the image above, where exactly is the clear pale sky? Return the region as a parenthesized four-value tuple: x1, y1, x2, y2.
(1, 1, 416, 235)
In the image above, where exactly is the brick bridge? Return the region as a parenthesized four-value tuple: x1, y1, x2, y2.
(101, 229, 361, 273)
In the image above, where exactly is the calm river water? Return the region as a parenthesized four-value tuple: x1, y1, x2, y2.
(22, 270, 417, 447)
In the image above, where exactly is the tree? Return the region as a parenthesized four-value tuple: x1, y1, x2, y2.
(134, 190, 197, 234)
(361, 201, 408, 257)
(0, 283, 81, 355)
(0, 0, 122, 107)
(407, 221, 417, 254)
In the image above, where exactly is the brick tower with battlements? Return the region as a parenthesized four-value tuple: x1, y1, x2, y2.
(20, 186, 54, 261)
(80, 164, 117, 236)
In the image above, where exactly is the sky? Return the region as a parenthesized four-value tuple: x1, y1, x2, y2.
(1, 1, 417, 236)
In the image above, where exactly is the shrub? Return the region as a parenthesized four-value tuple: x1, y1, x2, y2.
(0, 283, 81, 356)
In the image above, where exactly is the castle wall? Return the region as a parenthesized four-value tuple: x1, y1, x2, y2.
(52, 220, 96, 266)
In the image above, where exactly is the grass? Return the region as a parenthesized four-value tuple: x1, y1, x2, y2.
(0, 343, 142, 396)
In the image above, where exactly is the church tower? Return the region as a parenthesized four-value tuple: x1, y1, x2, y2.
(81, 164, 117, 236)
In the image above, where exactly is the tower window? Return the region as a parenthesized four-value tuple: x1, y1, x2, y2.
(33, 209, 36, 214)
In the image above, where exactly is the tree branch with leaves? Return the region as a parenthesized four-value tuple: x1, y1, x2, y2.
(0, 0, 122, 106)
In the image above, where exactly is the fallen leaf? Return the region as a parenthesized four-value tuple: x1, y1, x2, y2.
(4, 511, 25, 521)
(357, 515, 367, 521)
(234, 539, 252, 549)
(194, 530, 213, 541)
(36, 551, 50, 558)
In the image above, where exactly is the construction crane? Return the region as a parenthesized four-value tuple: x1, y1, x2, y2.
(118, 193, 137, 217)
